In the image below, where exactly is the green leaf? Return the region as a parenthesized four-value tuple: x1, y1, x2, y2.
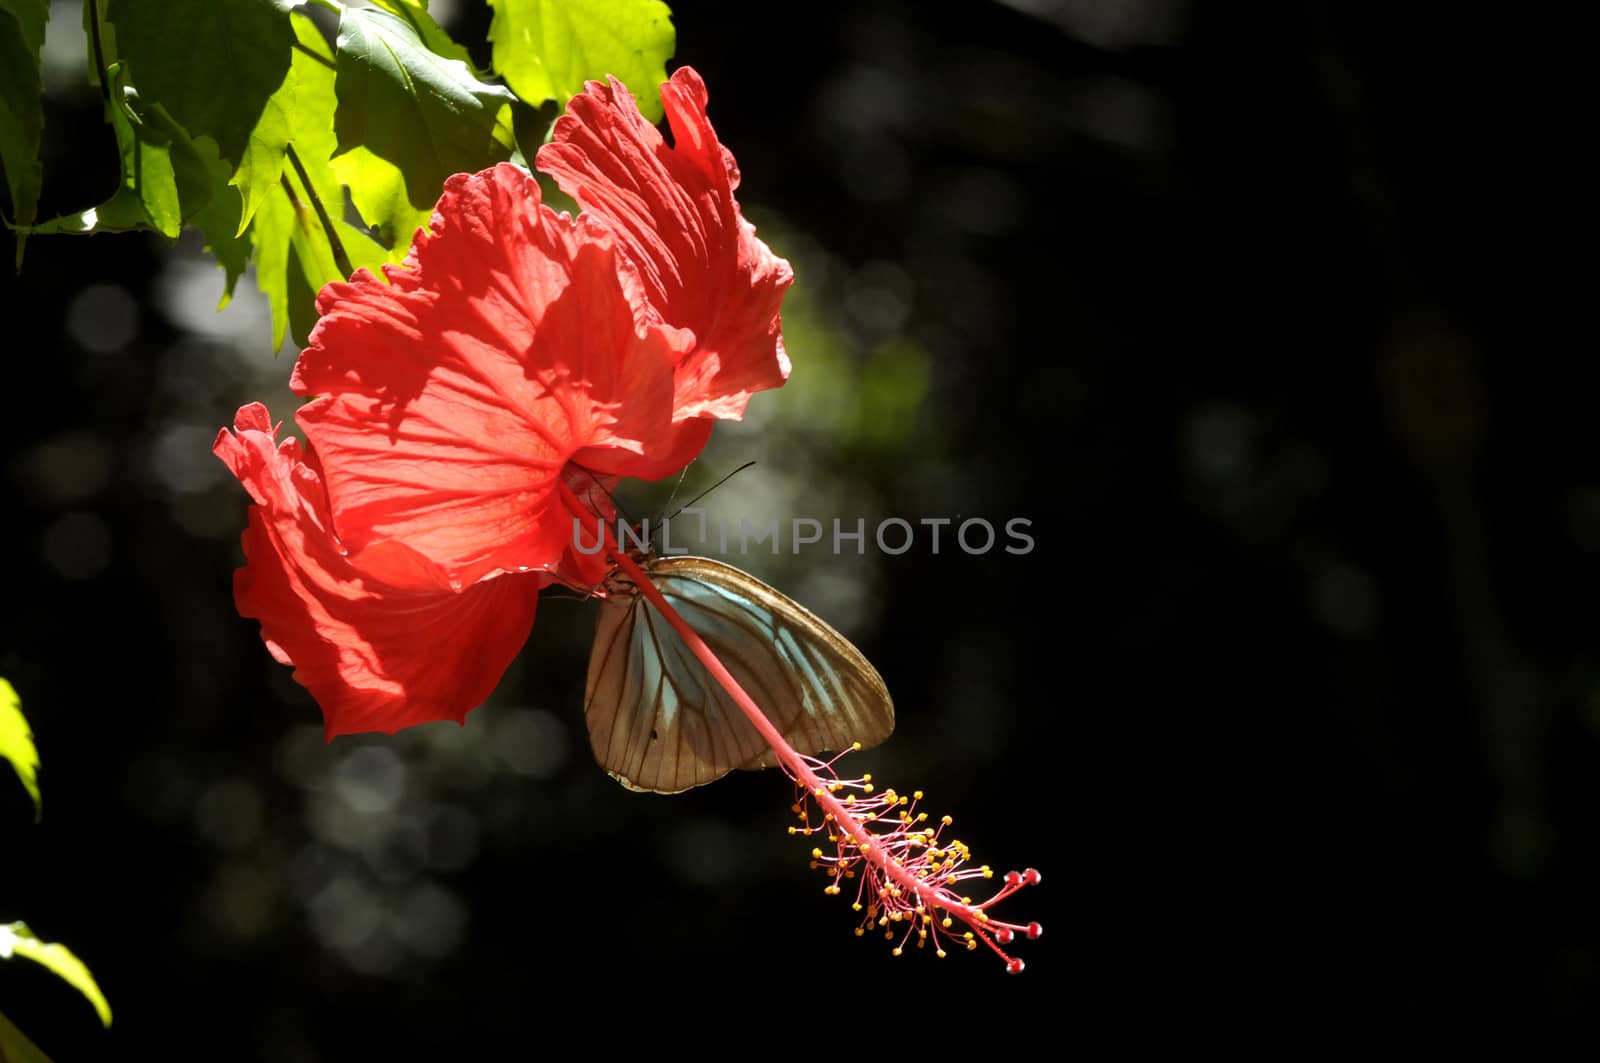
(251, 172, 295, 350)
(338, 216, 390, 278)
(188, 141, 250, 308)
(247, 12, 387, 349)
(243, 11, 337, 348)
(14, 72, 224, 240)
(488, 0, 674, 122)
(0, 924, 112, 1028)
(105, 0, 293, 170)
(0, 2, 46, 79)
(0, 0, 49, 267)
(331, 145, 432, 263)
(101, 84, 182, 235)
(284, 218, 385, 346)
(365, 0, 474, 66)
(333, 7, 517, 216)
(0, 677, 40, 819)
(281, 221, 320, 347)
(252, 162, 340, 351)
(0, 1010, 55, 1063)
(231, 8, 336, 234)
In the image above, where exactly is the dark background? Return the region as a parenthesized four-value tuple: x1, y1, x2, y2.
(1, 0, 1589, 1055)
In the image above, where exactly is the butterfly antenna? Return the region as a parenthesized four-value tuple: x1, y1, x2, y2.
(663, 461, 757, 525)
(649, 464, 696, 548)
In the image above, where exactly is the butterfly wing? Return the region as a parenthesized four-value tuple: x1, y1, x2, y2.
(584, 556, 895, 794)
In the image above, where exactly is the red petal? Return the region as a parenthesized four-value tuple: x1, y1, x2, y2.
(291, 164, 689, 590)
(538, 67, 793, 423)
(214, 404, 541, 737)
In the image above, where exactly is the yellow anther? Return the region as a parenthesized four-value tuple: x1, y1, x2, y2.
(891, 947, 902, 956)
(964, 932, 974, 939)
(829, 782, 842, 793)
(852, 902, 862, 912)
(852, 742, 862, 751)
(855, 928, 865, 937)
(982, 866, 994, 878)
(788, 827, 797, 835)
(862, 774, 872, 783)
(976, 911, 988, 922)
(941, 815, 953, 826)
(966, 940, 977, 951)
(844, 794, 855, 805)
(916, 813, 928, 822)
(863, 784, 875, 794)
(962, 896, 973, 904)
(913, 791, 924, 800)
(898, 796, 909, 806)
(942, 917, 953, 929)
(812, 847, 823, 859)
(813, 787, 827, 797)
(936, 949, 947, 959)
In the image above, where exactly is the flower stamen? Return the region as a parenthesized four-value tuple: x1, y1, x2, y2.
(562, 479, 1042, 971)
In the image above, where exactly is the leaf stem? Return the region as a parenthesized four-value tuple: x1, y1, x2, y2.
(291, 37, 338, 72)
(284, 144, 354, 280)
(86, 0, 112, 105)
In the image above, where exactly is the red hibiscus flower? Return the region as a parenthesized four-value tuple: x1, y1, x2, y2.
(216, 69, 791, 737)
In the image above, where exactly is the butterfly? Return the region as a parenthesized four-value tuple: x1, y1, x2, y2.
(584, 554, 896, 794)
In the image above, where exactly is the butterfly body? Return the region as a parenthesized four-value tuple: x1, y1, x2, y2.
(585, 556, 895, 794)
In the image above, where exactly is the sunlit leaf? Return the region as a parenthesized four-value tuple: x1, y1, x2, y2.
(331, 145, 431, 263)
(338, 216, 390, 279)
(231, 8, 335, 234)
(333, 7, 517, 215)
(0, 0, 49, 267)
(0, 678, 40, 819)
(248, 12, 386, 349)
(0, 924, 112, 1028)
(0, 1010, 54, 1063)
(488, 0, 674, 122)
(105, 0, 293, 169)
(251, 173, 296, 350)
(252, 161, 339, 351)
